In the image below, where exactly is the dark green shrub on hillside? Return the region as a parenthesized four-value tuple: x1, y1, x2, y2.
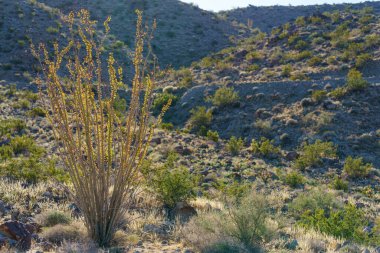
(251, 137, 280, 158)
(290, 189, 340, 217)
(149, 153, 198, 208)
(174, 68, 193, 88)
(153, 92, 178, 113)
(346, 69, 368, 91)
(328, 87, 347, 99)
(210, 86, 239, 107)
(188, 106, 212, 132)
(331, 177, 349, 192)
(206, 130, 219, 142)
(37, 211, 72, 227)
(8, 135, 44, 157)
(295, 140, 337, 170)
(355, 53, 372, 68)
(311, 90, 327, 102)
(283, 171, 305, 188)
(0, 157, 69, 183)
(344, 156, 372, 179)
(226, 136, 244, 156)
(281, 64, 292, 77)
(28, 107, 46, 117)
(308, 56, 323, 66)
(299, 204, 370, 244)
(0, 119, 26, 137)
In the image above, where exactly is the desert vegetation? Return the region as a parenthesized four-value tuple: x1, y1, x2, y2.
(0, 1, 379, 253)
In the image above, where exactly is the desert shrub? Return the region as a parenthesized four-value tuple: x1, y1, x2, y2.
(299, 204, 368, 244)
(43, 223, 87, 244)
(331, 177, 349, 192)
(188, 106, 212, 131)
(112, 95, 127, 117)
(206, 130, 219, 142)
(343, 156, 372, 179)
(346, 69, 368, 91)
(174, 68, 193, 88)
(254, 119, 272, 135)
(289, 189, 340, 217)
(28, 107, 46, 117)
(295, 16, 306, 26)
(46, 26, 59, 34)
(290, 71, 308, 81)
(283, 171, 305, 188)
(36, 210, 72, 227)
(226, 136, 244, 156)
(210, 86, 239, 107)
(311, 90, 327, 102)
(0, 119, 26, 137)
(183, 192, 275, 252)
(13, 99, 30, 109)
(328, 87, 347, 99)
(308, 56, 323, 66)
(160, 122, 174, 131)
(0, 157, 69, 183)
(295, 50, 312, 61)
(295, 140, 337, 170)
(281, 64, 292, 77)
(150, 153, 197, 208)
(152, 92, 177, 113)
(8, 135, 44, 156)
(355, 53, 372, 68)
(251, 137, 280, 158)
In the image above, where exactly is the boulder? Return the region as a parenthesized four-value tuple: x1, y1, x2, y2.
(0, 221, 32, 251)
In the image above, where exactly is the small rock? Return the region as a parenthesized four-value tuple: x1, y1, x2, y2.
(301, 98, 314, 107)
(285, 239, 298, 250)
(285, 151, 299, 161)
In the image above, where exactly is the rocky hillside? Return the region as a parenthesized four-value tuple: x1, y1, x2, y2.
(223, 1, 380, 32)
(165, 7, 380, 87)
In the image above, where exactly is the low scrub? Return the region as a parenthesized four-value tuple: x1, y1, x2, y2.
(343, 156, 372, 179)
(295, 140, 337, 170)
(188, 106, 212, 132)
(183, 192, 276, 252)
(226, 136, 244, 156)
(209, 86, 239, 107)
(251, 137, 280, 158)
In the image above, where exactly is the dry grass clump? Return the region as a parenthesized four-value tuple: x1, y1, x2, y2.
(42, 221, 88, 245)
(35, 210, 72, 227)
(182, 192, 278, 252)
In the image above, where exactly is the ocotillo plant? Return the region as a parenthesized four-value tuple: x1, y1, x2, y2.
(32, 10, 170, 247)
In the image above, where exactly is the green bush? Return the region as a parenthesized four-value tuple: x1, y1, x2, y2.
(13, 99, 30, 109)
(281, 64, 292, 77)
(346, 69, 368, 91)
(174, 68, 193, 88)
(113, 95, 127, 117)
(251, 137, 280, 158)
(295, 140, 337, 170)
(188, 106, 212, 131)
(311, 90, 327, 102)
(355, 53, 372, 68)
(38, 211, 72, 227)
(283, 171, 305, 188)
(206, 130, 219, 142)
(0, 157, 69, 183)
(28, 107, 46, 117)
(226, 136, 244, 156)
(153, 92, 178, 113)
(160, 122, 174, 131)
(299, 204, 369, 244)
(290, 189, 339, 217)
(328, 87, 347, 99)
(8, 135, 44, 156)
(0, 119, 26, 137)
(184, 192, 274, 252)
(331, 177, 349, 192)
(151, 153, 198, 208)
(343, 156, 372, 179)
(210, 86, 239, 107)
(308, 56, 323, 66)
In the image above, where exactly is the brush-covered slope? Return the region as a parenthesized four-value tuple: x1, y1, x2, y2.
(166, 7, 380, 87)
